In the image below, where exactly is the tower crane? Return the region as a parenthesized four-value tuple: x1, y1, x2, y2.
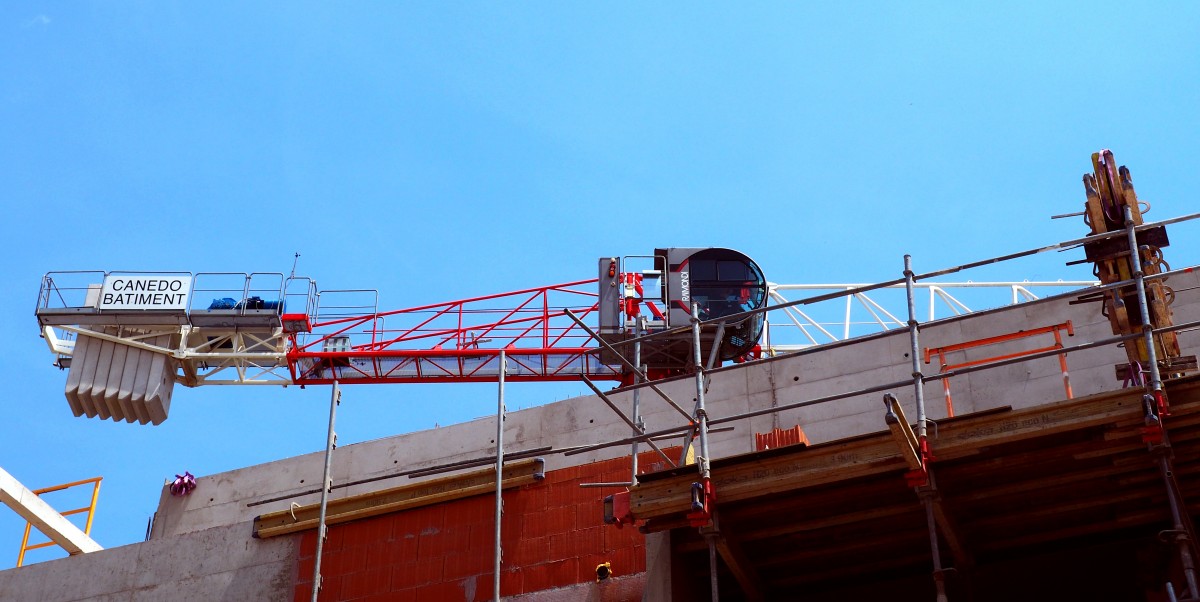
(34, 249, 767, 425)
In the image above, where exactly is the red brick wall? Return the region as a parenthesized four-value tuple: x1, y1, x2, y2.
(294, 452, 668, 601)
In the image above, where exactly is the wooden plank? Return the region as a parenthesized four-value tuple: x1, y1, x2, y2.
(931, 389, 1144, 460)
(978, 507, 1167, 552)
(752, 525, 933, 569)
(969, 487, 1156, 531)
(887, 396, 921, 458)
(678, 504, 920, 550)
(705, 519, 765, 602)
(632, 379, 1200, 529)
(254, 459, 542, 538)
(886, 411, 923, 472)
(771, 551, 933, 588)
(631, 388, 1148, 522)
(953, 462, 1148, 504)
(930, 491, 973, 569)
(631, 436, 908, 520)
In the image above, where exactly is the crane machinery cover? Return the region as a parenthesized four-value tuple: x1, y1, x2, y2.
(659, 247, 767, 361)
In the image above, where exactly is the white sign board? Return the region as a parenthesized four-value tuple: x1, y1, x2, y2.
(99, 275, 192, 311)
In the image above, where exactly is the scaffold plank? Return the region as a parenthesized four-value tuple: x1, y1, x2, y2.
(253, 459, 543, 539)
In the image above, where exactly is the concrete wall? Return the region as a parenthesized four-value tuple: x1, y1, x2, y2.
(0, 522, 297, 602)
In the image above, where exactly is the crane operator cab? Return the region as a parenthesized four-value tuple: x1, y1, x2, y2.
(598, 248, 767, 378)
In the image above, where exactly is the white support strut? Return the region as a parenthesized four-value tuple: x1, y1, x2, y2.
(0, 466, 102, 556)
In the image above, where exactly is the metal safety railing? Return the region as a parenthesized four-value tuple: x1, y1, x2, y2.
(924, 321, 1076, 417)
(764, 280, 1097, 351)
(16, 476, 102, 567)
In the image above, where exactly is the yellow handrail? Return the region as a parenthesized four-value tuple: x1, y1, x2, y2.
(16, 476, 102, 567)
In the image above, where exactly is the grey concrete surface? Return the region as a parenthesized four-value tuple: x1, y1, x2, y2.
(0, 522, 297, 602)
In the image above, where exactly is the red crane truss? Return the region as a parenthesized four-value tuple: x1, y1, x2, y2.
(286, 279, 621, 385)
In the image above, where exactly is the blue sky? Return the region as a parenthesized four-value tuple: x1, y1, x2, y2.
(2, 3, 1199, 561)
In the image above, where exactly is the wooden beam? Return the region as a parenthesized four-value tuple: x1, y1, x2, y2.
(632, 387, 1154, 524)
(703, 517, 766, 602)
(253, 459, 543, 538)
(885, 396, 923, 472)
(678, 504, 920, 551)
(928, 491, 973, 569)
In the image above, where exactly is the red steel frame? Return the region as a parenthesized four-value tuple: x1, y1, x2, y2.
(286, 279, 623, 385)
(924, 321, 1075, 417)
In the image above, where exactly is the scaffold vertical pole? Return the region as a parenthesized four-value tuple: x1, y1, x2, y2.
(691, 303, 719, 601)
(311, 380, 340, 602)
(906, 256, 948, 602)
(709, 533, 721, 602)
(691, 304, 712, 481)
(1125, 206, 1200, 596)
(494, 350, 507, 602)
(1125, 206, 1165, 400)
(631, 317, 644, 486)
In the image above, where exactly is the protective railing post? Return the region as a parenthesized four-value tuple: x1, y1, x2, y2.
(906, 255, 948, 602)
(691, 303, 718, 601)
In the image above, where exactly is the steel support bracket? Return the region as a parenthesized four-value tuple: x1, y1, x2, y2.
(905, 468, 930, 489)
(687, 478, 715, 528)
(603, 490, 638, 529)
(1142, 421, 1166, 446)
(1155, 389, 1171, 417)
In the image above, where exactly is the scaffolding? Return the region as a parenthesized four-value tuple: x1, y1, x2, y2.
(243, 210, 1200, 600)
(583, 204, 1200, 600)
(253, 209, 1200, 601)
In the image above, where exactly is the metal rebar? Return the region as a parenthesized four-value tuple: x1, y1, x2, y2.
(311, 381, 340, 602)
(494, 351, 506, 602)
